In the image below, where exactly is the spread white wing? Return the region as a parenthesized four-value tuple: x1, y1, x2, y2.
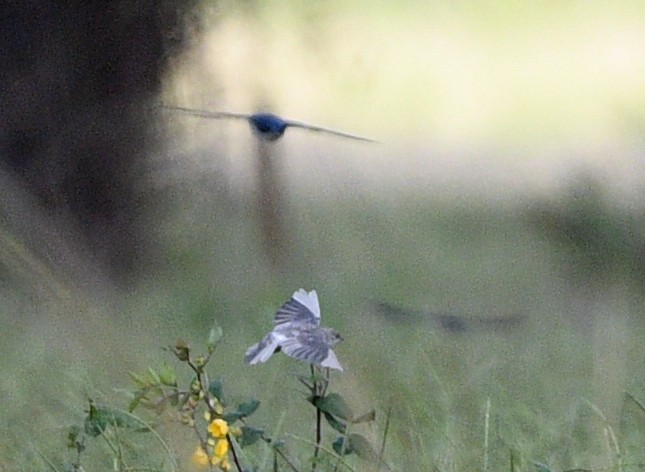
(273, 289, 321, 326)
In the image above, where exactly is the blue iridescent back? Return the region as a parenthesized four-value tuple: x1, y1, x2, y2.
(249, 113, 288, 141)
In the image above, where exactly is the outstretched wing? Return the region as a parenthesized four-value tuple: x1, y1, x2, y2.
(244, 332, 280, 365)
(160, 106, 375, 142)
(280, 330, 343, 371)
(160, 105, 251, 121)
(283, 118, 375, 143)
(273, 289, 321, 327)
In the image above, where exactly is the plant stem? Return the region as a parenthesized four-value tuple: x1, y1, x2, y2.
(483, 397, 491, 472)
(311, 364, 322, 472)
(377, 401, 393, 471)
(227, 433, 243, 472)
(274, 445, 302, 472)
(187, 356, 243, 472)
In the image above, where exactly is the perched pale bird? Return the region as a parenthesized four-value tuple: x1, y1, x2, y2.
(244, 289, 344, 370)
(160, 105, 375, 143)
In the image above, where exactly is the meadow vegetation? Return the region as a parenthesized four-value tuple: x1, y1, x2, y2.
(1, 178, 644, 471)
(2, 1, 645, 470)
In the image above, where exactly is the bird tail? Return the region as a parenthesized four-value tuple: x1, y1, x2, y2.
(244, 333, 279, 365)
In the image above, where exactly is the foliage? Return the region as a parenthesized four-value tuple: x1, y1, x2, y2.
(59, 322, 382, 471)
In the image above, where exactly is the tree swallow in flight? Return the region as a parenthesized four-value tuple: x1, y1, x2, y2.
(161, 105, 374, 143)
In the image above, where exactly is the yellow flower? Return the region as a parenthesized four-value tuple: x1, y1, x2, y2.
(208, 418, 229, 438)
(211, 454, 231, 471)
(192, 446, 209, 467)
(220, 457, 232, 471)
(214, 438, 229, 458)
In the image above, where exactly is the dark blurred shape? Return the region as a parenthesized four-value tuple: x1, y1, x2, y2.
(0, 2, 200, 283)
(436, 314, 468, 333)
(527, 175, 645, 292)
(159, 105, 376, 142)
(373, 301, 525, 334)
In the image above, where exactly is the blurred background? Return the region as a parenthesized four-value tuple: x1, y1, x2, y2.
(1, 1, 644, 470)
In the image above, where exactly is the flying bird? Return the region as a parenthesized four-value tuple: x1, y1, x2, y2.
(373, 301, 525, 333)
(161, 105, 375, 142)
(244, 289, 344, 370)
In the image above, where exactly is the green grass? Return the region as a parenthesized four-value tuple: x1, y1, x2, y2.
(1, 185, 644, 471)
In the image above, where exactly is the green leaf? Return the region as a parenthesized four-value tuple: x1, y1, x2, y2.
(158, 362, 176, 387)
(532, 462, 554, 472)
(314, 393, 353, 421)
(333, 434, 378, 462)
(66, 425, 84, 451)
(323, 412, 347, 434)
(236, 399, 260, 418)
(347, 434, 378, 462)
(147, 367, 161, 384)
(223, 399, 260, 422)
(128, 371, 150, 388)
(222, 411, 241, 423)
(352, 409, 376, 424)
(84, 401, 103, 437)
(128, 391, 148, 413)
(84, 401, 151, 437)
(208, 378, 224, 401)
(207, 324, 223, 352)
(128, 397, 141, 413)
(332, 436, 354, 456)
(239, 426, 264, 447)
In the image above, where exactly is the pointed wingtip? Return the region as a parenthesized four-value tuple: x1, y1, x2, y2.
(321, 349, 343, 371)
(291, 288, 321, 319)
(284, 119, 377, 143)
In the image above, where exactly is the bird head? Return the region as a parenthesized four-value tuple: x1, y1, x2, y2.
(324, 328, 344, 346)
